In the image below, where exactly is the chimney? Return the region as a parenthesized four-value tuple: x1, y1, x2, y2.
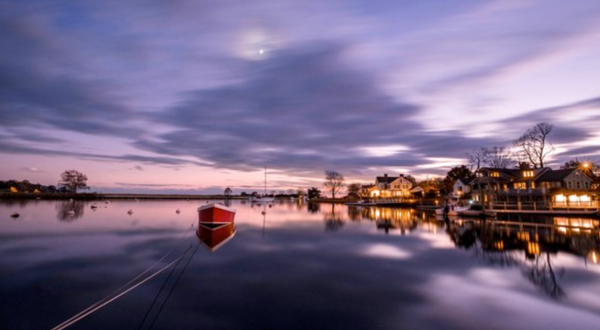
(384, 173, 388, 178)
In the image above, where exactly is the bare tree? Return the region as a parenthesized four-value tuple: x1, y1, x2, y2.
(58, 170, 90, 193)
(483, 146, 515, 168)
(346, 182, 362, 199)
(466, 148, 486, 172)
(514, 122, 555, 168)
(324, 170, 345, 200)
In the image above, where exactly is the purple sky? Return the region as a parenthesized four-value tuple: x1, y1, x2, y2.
(1, 0, 600, 194)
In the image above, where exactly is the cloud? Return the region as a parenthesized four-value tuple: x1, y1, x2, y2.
(21, 167, 45, 173)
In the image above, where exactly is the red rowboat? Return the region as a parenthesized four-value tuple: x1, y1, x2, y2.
(197, 203, 237, 251)
(197, 203, 236, 223)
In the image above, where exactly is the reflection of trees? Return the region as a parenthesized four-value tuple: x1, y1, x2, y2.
(527, 252, 564, 299)
(452, 220, 570, 299)
(56, 200, 85, 222)
(223, 199, 232, 207)
(307, 203, 320, 214)
(347, 206, 362, 222)
(324, 204, 344, 232)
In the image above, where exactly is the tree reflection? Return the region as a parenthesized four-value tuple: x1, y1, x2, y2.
(451, 219, 576, 299)
(56, 200, 85, 222)
(324, 204, 344, 232)
(307, 202, 320, 214)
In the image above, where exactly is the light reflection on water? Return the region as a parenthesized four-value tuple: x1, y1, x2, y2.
(1, 199, 600, 330)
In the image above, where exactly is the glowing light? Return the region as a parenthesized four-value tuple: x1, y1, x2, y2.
(259, 49, 264, 54)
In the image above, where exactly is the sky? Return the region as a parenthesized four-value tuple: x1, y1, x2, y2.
(1, 0, 600, 194)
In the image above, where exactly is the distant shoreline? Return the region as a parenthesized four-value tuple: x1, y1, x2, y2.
(0, 192, 245, 200)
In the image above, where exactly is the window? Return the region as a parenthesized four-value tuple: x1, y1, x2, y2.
(523, 170, 534, 178)
(567, 182, 572, 188)
(576, 181, 580, 189)
(514, 182, 526, 190)
(490, 172, 500, 177)
(530, 182, 536, 189)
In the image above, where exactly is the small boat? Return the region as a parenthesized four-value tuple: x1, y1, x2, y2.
(251, 166, 274, 204)
(198, 203, 236, 223)
(127, 209, 133, 215)
(197, 203, 237, 252)
(10, 212, 20, 218)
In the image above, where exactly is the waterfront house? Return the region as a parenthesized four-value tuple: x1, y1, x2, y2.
(368, 174, 416, 198)
(471, 167, 597, 209)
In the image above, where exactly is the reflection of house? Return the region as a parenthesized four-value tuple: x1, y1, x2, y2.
(366, 173, 418, 198)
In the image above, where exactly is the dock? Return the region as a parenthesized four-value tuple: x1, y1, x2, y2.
(492, 209, 599, 217)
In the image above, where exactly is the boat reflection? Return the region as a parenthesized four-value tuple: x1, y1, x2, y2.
(196, 203, 237, 252)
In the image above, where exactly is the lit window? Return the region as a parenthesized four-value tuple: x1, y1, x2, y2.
(490, 172, 500, 177)
(530, 182, 536, 189)
(523, 170, 534, 178)
(514, 182, 526, 190)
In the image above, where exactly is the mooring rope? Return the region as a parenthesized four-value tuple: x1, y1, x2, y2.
(49, 223, 196, 330)
(147, 243, 200, 330)
(50, 246, 194, 330)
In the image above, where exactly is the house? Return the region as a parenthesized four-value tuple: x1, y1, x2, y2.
(367, 173, 416, 198)
(452, 178, 474, 197)
(471, 167, 596, 209)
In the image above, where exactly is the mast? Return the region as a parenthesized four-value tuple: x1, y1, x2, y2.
(264, 166, 267, 196)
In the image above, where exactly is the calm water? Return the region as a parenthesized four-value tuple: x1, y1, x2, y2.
(1, 199, 600, 330)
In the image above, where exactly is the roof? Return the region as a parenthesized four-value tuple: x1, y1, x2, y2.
(457, 177, 474, 185)
(376, 176, 397, 184)
(535, 169, 592, 182)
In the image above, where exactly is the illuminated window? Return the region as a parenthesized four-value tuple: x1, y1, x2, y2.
(490, 172, 500, 177)
(514, 182, 526, 190)
(523, 170, 534, 178)
(530, 182, 536, 189)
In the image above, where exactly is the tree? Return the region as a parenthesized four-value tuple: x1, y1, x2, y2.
(466, 147, 486, 172)
(307, 187, 321, 199)
(561, 159, 599, 178)
(443, 165, 474, 193)
(482, 146, 514, 168)
(403, 175, 417, 186)
(58, 170, 89, 193)
(324, 170, 345, 200)
(346, 182, 362, 199)
(513, 122, 554, 168)
(224, 187, 233, 197)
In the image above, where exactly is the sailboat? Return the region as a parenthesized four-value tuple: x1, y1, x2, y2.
(251, 166, 274, 203)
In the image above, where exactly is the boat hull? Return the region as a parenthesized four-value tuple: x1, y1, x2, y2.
(197, 222, 236, 252)
(198, 203, 236, 223)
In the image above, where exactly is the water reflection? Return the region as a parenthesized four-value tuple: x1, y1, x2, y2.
(443, 217, 600, 299)
(324, 204, 344, 232)
(307, 202, 320, 214)
(347, 206, 418, 235)
(55, 200, 85, 222)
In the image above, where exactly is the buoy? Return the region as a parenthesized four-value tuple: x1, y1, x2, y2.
(91, 204, 98, 209)
(176, 209, 181, 214)
(261, 211, 266, 215)
(127, 209, 133, 215)
(10, 212, 20, 218)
